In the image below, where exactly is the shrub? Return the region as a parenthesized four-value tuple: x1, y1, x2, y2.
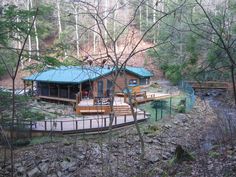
(20, 110, 45, 121)
(177, 99, 186, 113)
(160, 64, 183, 85)
(13, 139, 30, 147)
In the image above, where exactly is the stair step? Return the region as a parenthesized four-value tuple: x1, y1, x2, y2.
(113, 104, 132, 116)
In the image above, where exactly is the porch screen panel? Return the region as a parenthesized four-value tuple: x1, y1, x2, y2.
(70, 85, 79, 99)
(59, 85, 68, 98)
(40, 83, 49, 96)
(50, 84, 58, 97)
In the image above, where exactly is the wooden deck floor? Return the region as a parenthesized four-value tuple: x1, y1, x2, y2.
(133, 92, 179, 104)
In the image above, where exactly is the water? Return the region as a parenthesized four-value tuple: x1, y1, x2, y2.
(196, 89, 236, 152)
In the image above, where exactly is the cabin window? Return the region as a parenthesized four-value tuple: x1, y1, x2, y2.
(140, 78, 149, 85)
(129, 79, 138, 86)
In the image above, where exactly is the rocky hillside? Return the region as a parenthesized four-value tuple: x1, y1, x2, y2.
(1, 94, 234, 177)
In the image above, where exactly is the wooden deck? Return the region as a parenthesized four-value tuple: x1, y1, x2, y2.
(130, 92, 180, 104)
(31, 112, 149, 134)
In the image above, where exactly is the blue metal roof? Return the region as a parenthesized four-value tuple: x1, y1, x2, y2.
(23, 66, 113, 84)
(125, 66, 153, 78)
(23, 65, 153, 83)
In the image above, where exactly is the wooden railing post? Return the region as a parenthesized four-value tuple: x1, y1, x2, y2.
(115, 116, 117, 125)
(45, 121, 47, 131)
(144, 111, 146, 119)
(61, 121, 63, 131)
(124, 115, 126, 123)
(30, 120, 32, 138)
(90, 119, 92, 128)
(76, 120, 78, 130)
(104, 118, 106, 127)
(83, 116, 85, 130)
(124, 94, 127, 103)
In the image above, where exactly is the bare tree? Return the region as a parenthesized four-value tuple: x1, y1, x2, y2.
(70, 0, 186, 176)
(0, 7, 38, 177)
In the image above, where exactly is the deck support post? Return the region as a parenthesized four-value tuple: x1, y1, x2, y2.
(45, 121, 47, 131)
(61, 121, 63, 131)
(90, 119, 92, 128)
(30, 120, 32, 138)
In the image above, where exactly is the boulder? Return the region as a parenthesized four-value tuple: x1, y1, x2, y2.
(27, 167, 42, 177)
(145, 151, 159, 164)
(173, 145, 195, 163)
(38, 162, 49, 174)
(60, 161, 76, 171)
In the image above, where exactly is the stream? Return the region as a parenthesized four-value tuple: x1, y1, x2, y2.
(195, 89, 236, 151)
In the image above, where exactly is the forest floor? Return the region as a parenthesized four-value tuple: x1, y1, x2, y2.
(1, 90, 235, 177)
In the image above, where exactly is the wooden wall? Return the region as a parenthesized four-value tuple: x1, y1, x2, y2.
(92, 72, 140, 97)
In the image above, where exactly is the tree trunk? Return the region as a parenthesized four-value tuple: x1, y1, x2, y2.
(139, 4, 142, 35)
(10, 78, 15, 177)
(146, 0, 149, 25)
(93, 0, 97, 53)
(30, 0, 39, 59)
(153, 0, 156, 43)
(27, 0, 32, 62)
(104, 0, 108, 44)
(56, 0, 62, 38)
(113, 0, 118, 50)
(231, 65, 236, 105)
(74, 5, 80, 58)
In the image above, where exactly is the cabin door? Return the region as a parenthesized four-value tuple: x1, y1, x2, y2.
(106, 80, 113, 97)
(97, 80, 104, 97)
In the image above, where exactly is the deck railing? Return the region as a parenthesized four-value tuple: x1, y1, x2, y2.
(93, 97, 111, 105)
(0, 112, 149, 134)
(33, 112, 148, 133)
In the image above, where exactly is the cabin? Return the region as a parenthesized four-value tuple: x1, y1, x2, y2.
(23, 65, 153, 114)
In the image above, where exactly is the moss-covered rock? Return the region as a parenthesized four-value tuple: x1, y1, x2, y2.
(172, 145, 195, 163)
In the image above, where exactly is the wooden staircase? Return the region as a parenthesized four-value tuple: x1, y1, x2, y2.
(113, 105, 132, 116)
